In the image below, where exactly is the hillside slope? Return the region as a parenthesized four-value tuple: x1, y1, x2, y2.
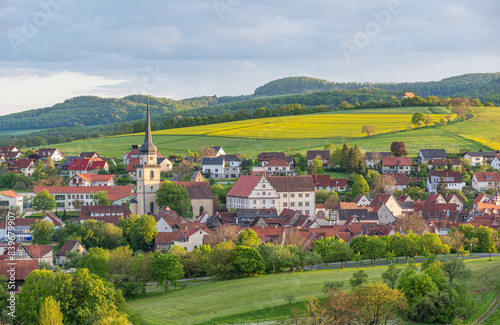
(0, 95, 217, 130)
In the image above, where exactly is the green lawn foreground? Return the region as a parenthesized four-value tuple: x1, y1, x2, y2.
(126, 257, 500, 325)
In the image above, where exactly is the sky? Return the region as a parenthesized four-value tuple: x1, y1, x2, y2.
(1, 0, 499, 115)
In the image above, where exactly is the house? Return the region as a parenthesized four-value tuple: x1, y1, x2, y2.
(307, 150, 330, 167)
(42, 212, 65, 229)
(257, 152, 294, 166)
(444, 194, 465, 211)
(55, 240, 86, 265)
(226, 176, 316, 217)
(384, 173, 419, 190)
(369, 194, 403, 217)
(191, 171, 205, 182)
(0, 190, 24, 214)
(126, 158, 140, 179)
(353, 194, 371, 207)
(491, 154, 500, 171)
(364, 152, 392, 168)
(226, 176, 280, 211)
(154, 229, 210, 253)
(428, 159, 461, 170)
(155, 207, 186, 233)
(402, 89, 415, 99)
(426, 171, 465, 193)
(0, 260, 39, 291)
(418, 149, 447, 163)
(10, 159, 36, 177)
(68, 158, 109, 176)
(67, 173, 116, 187)
(462, 152, 497, 167)
(210, 146, 226, 157)
(174, 181, 215, 216)
(381, 157, 412, 175)
(202, 157, 239, 179)
(414, 202, 458, 220)
(0, 146, 22, 161)
(6, 217, 41, 241)
(472, 172, 500, 192)
(59, 157, 78, 176)
(312, 175, 348, 192)
(79, 152, 100, 159)
(80, 205, 131, 225)
(34, 185, 134, 209)
(220, 155, 241, 167)
(0, 154, 6, 164)
(23, 244, 54, 266)
(473, 193, 500, 213)
(252, 160, 294, 176)
(336, 208, 380, 225)
(35, 148, 65, 162)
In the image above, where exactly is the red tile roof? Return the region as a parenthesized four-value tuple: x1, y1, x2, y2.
(381, 157, 412, 166)
(474, 172, 500, 183)
(428, 170, 462, 183)
(126, 158, 140, 172)
(0, 190, 20, 198)
(0, 260, 39, 280)
(267, 176, 315, 192)
(307, 150, 330, 160)
(55, 240, 85, 257)
(330, 179, 347, 187)
(312, 175, 330, 187)
(428, 159, 461, 166)
(12, 158, 35, 169)
(23, 244, 53, 258)
(174, 181, 214, 199)
(264, 159, 291, 167)
(69, 174, 115, 182)
(227, 176, 263, 198)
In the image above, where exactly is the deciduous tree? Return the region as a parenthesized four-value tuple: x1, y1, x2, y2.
(393, 212, 427, 235)
(153, 253, 185, 291)
(156, 181, 192, 218)
(362, 125, 375, 137)
(390, 141, 408, 157)
(33, 189, 57, 215)
(31, 220, 54, 245)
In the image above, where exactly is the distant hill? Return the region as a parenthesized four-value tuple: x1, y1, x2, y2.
(253, 73, 500, 98)
(0, 95, 217, 131)
(2, 72, 500, 133)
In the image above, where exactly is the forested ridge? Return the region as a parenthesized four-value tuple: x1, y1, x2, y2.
(1, 72, 499, 134)
(0, 94, 218, 130)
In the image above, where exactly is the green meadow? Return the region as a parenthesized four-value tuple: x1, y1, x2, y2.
(46, 106, 500, 160)
(126, 257, 500, 325)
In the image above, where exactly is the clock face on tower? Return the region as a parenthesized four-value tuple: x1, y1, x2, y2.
(149, 156, 154, 161)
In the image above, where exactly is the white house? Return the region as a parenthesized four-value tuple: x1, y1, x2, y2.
(226, 175, 316, 217)
(472, 172, 500, 192)
(381, 157, 412, 175)
(418, 149, 447, 163)
(427, 171, 464, 193)
(0, 190, 23, 214)
(462, 152, 497, 167)
(491, 154, 500, 171)
(252, 160, 294, 176)
(10, 159, 36, 177)
(36, 148, 65, 162)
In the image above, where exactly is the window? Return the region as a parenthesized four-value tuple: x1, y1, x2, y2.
(151, 186, 154, 191)
(272, 200, 275, 204)
(305, 193, 309, 198)
(263, 184, 266, 188)
(150, 171, 154, 179)
(298, 193, 303, 198)
(298, 202, 303, 207)
(283, 194, 287, 198)
(291, 193, 295, 198)
(262, 200, 266, 204)
(283, 202, 287, 207)
(305, 202, 309, 207)
(291, 202, 295, 207)
(139, 170, 141, 178)
(215, 169, 218, 172)
(150, 202, 155, 214)
(254, 200, 257, 204)
(305, 210, 309, 215)
(200, 206, 204, 214)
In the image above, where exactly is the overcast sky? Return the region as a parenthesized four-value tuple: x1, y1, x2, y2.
(1, 0, 499, 115)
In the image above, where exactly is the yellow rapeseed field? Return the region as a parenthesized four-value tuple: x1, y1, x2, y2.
(155, 113, 451, 139)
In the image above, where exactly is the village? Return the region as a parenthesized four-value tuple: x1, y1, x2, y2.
(0, 103, 499, 294)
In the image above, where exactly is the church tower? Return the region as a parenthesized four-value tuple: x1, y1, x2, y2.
(136, 98, 162, 215)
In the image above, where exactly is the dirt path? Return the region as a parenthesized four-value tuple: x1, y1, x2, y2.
(471, 289, 500, 324)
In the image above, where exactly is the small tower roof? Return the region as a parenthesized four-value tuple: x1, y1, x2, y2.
(140, 97, 157, 155)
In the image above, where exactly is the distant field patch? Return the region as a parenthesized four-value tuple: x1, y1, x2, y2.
(0, 129, 46, 135)
(155, 113, 452, 139)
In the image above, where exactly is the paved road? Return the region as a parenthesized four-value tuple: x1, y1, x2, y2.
(304, 253, 500, 271)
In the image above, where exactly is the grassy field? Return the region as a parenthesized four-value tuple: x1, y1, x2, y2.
(126, 257, 500, 325)
(0, 128, 46, 136)
(44, 106, 500, 160)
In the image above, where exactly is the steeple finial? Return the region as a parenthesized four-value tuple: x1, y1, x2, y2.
(140, 95, 157, 155)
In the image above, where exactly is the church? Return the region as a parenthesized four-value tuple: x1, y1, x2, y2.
(129, 102, 162, 215)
